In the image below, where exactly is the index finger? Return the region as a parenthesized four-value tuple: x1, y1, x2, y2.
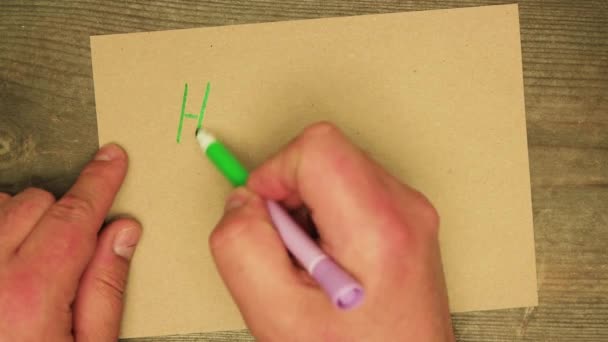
(19, 144, 128, 277)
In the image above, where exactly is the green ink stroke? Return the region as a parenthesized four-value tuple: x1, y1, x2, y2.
(176, 81, 211, 143)
(176, 83, 189, 143)
(197, 82, 211, 130)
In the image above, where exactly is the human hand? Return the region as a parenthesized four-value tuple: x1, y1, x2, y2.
(0, 144, 141, 342)
(210, 123, 455, 341)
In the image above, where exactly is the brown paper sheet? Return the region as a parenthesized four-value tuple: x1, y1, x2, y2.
(92, 4, 537, 338)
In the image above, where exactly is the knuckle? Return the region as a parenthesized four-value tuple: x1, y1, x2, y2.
(79, 157, 125, 186)
(422, 204, 440, 233)
(301, 121, 341, 140)
(296, 122, 351, 168)
(79, 160, 106, 179)
(0, 189, 54, 227)
(49, 193, 96, 223)
(81, 160, 99, 173)
(369, 193, 440, 258)
(24, 187, 55, 205)
(412, 192, 440, 235)
(376, 214, 413, 256)
(91, 267, 127, 302)
(208, 228, 225, 252)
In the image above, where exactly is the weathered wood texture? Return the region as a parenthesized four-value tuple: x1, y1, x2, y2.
(1, 1, 606, 341)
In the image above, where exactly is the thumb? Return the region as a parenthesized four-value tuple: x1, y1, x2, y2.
(73, 218, 142, 341)
(211, 188, 307, 322)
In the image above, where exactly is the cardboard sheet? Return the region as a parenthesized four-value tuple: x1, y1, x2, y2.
(91, 4, 537, 338)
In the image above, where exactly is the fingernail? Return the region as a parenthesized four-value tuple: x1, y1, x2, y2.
(225, 189, 251, 212)
(225, 197, 247, 212)
(113, 227, 141, 260)
(95, 144, 124, 161)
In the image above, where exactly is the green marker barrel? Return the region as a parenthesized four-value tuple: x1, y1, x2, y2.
(196, 129, 249, 187)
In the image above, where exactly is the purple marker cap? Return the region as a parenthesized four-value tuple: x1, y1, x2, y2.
(266, 200, 364, 310)
(311, 257, 365, 309)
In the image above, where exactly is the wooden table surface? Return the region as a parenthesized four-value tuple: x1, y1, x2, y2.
(1, 1, 606, 341)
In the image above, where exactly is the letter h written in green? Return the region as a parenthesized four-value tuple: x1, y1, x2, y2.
(176, 82, 211, 143)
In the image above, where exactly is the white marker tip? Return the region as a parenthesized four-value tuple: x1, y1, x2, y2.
(196, 128, 216, 150)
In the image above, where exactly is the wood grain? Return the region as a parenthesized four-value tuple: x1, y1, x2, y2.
(1, 0, 606, 341)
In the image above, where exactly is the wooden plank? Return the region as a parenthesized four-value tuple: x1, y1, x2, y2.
(454, 185, 608, 341)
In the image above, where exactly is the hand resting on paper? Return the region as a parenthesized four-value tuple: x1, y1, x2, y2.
(0, 144, 141, 341)
(212, 122, 455, 341)
(0, 122, 453, 341)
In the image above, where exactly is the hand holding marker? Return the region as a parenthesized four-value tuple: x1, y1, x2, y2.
(196, 128, 364, 309)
